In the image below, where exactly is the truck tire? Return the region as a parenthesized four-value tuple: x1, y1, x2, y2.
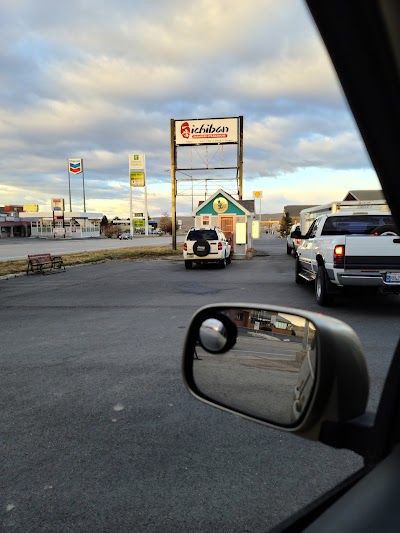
(315, 265, 334, 306)
(295, 257, 305, 284)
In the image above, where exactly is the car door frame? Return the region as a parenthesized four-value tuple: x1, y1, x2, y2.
(274, 0, 400, 529)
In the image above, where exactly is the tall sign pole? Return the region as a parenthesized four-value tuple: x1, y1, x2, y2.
(67, 160, 72, 211)
(170, 119, 177, 251)
(253, 191, 263, 222)
(68, 158, 83, 212)
(129, 160, 133, 237)
(238, 116, 244, 200)
(82, 158, 86, 212)
(172, 115, 241, 248)
(129, 153, 146, 236)
(143, 154, 148, 236)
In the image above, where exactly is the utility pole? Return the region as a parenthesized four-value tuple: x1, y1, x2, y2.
(170, 119, 177, 250)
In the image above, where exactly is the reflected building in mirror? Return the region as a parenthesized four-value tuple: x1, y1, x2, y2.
(191, 307, 318, 426)
(227, 308, 301, 337)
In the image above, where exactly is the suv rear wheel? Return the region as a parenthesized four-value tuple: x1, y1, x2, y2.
(219, 256, 227, 269)
(185, 260, 193, 269)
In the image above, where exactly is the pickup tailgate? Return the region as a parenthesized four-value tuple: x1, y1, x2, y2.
(344, 236, 400, 270)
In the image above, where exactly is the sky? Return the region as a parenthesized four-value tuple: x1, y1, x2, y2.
(0, 0, 381, 218)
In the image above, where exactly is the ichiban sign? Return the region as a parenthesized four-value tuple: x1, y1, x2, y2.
(175, 118, 238, 145)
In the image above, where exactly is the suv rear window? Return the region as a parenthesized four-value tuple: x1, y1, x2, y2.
(187, 230, 219, 241)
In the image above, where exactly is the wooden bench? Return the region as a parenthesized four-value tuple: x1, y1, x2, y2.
(26, 254, 65, 275)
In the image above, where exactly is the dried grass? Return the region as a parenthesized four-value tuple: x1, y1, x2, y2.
(0, 245, 183, 277)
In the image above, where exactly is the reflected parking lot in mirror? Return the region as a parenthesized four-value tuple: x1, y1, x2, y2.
(193, 308, 317, 426)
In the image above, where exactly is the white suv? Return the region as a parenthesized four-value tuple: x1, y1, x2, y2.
(183, 227, 232, 269)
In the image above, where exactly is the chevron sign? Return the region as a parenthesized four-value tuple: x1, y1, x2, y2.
(69, 159, 82, 174)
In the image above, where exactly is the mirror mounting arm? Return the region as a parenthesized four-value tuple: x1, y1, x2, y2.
(319, 413, 376, 461)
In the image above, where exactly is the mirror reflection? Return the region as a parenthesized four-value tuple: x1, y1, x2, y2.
(193, 308, 317, 426)
(199, 315, 237, 353)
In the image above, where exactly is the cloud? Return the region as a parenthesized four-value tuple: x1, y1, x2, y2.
(0, 0, 377, 217)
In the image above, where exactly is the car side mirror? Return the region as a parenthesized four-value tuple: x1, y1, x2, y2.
(291, 230, 302, 238)
(182, 304, 369, 442)
(227, 237, 232, 243)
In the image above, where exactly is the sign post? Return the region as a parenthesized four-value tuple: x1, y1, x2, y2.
(68, 159, 84, 212)
(170, 116, 243, 249)
(129, 154, 148, 236)
(253, 191, 263, 222)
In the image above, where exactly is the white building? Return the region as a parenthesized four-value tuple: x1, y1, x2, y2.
(19, 211, 103, 239)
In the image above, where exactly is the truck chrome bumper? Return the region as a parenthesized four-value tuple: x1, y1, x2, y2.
(337, 273, 400, 287)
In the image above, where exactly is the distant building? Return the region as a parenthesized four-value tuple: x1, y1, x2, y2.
(192, 188, 255, 259)
(343, 190, 384, 201)
(283, 190, 385, 225)
(283, 205, 318, 225)
(18, 211, 103, 239)
(0, 205, 32, 238)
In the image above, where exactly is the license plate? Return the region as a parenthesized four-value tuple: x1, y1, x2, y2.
(386, 272, 400, 282)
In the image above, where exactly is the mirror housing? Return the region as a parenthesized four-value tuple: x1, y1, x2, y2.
(182, 304, 369, 442)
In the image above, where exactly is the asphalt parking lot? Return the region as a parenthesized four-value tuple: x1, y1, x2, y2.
(2, 234, 399, 532)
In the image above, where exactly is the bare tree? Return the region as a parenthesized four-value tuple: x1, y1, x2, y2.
(159, 212, 172, 234)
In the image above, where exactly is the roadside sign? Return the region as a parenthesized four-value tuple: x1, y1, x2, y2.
(133, 219, 145, 228)
(129, 153, 145, 170)
(130, 171, 145, 187)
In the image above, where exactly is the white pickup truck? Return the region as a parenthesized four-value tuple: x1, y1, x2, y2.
(293, 211, 400, 305)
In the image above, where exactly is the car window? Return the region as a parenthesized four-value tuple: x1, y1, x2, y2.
(308, 218, 321, 238)
(321, 215, 394, 235)
(187, 230, 219, 240)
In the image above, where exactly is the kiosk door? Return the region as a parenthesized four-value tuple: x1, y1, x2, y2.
(220, 216, 234, 252)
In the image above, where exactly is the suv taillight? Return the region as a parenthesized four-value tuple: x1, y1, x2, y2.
(218, 242, 222, 250)
(334, 245, 345, 267)
(183, 243, 187, 251)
